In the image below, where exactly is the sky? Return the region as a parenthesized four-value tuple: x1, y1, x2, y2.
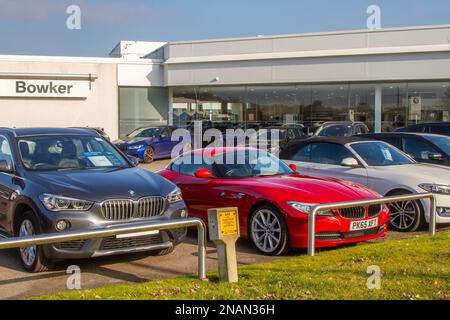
(0, 0, 449, 57)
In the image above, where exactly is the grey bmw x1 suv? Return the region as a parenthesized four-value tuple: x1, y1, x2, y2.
(0, 127, 187, 272)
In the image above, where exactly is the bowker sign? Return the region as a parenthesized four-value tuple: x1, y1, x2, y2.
(0, 79, 91, 98)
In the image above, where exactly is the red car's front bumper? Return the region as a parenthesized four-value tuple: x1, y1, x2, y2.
(281, 205, 390, 249)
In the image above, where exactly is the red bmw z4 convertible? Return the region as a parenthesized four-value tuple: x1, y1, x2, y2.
(158, 147, 389, 255)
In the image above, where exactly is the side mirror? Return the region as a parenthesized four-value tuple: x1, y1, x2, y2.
(341, 157, 359, 168)
(428, 153, 443, 161)
(127, 155, 139, 167)
(289, 163, 298, 172)
(0, 159, 13, 173)
(194, 168, 213, 179)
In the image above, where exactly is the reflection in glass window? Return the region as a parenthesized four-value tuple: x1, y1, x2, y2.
(287, 128, 304, 139)
(169, 82, 450, 135)
(215, 150, 292, 178)
(430, 125, 450, 135)
(381, 84, 408, 132)
(119, 87, 169, 138)
(310, 85, 350, 124)
(424, 135, 450, 155)
(351, 142, 413, 166)
(18, 135, 129, 171)
(173, 87, 247, 128)
(179, 162, 215, 177)
(293, 144, 311, 162)
(316, 125, 353, 137)
(407, 83, 450, 125)
(349, 84, 375, 131)
(247, 85, 299, 126)
(309, 143, 353, 165)
(199, 87, 246, 124)
(293, 143, 353, 164)
(402, 137, 438, 160)
(0, 136, 13, 163)
(128, 127, 162, 138)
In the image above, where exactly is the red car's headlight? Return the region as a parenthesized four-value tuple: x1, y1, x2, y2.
(287, 201, 333, 216)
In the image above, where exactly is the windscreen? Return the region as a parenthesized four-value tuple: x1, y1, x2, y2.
(18, 135, 130, 171)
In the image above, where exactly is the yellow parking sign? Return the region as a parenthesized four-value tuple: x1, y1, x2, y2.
(219, 210, 239, 236)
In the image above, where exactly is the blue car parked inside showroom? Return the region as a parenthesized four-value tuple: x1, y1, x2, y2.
(114, 126, 183, 163)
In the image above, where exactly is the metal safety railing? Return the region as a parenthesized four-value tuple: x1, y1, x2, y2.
(0, 194, 439, 276)
(308, 192, 437, 256)
(0, 217, 207, 280)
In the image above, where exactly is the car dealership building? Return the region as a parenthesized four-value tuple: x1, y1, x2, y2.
(1, 24, 450, 140)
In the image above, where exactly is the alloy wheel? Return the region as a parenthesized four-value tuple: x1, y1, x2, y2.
(388, 200, 418, 231)
(19, 219, 37, 267)
(250, 209, 282, 253)
(144, 147, 154, 163)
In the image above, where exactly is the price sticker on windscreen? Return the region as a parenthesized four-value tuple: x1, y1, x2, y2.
(219, 210, 238, 236)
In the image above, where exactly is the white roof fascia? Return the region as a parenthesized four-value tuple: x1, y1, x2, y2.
(0, 55, 163, 65)
(169, 24, 450, 45)
(164, 44, 450, 65)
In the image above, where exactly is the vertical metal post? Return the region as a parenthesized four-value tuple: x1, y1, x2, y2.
(307, 209, 317, 257)
(429, 195, 437, 236)
(196, 221, 207, 280)
(374, 86, 382, 133)
(168, 87, 174, 126)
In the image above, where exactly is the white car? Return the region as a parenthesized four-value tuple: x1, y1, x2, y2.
(280, 137, 450, 232)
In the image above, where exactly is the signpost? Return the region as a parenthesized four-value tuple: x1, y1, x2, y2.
(207, 207, 240, 283)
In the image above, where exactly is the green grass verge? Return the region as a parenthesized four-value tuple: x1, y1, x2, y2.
(38, 232, 450, 300)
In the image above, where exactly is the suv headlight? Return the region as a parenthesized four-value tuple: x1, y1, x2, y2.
(39, 194, 93, 211)
(167, 188, 183, 204)
(128, 144, 145, 150)
(288, 201, 333, 216)
(419, 183, 450, 195)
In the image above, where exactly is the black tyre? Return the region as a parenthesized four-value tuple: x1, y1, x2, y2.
(16, 211, 54, 273)
(143, 146, 155, 163)
(249, 204, 290, 255)
(387, 191, 425, 232)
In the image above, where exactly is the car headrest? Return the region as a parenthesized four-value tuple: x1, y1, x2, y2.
(61, 141, 77, 156)
(19, 142, 30, 158)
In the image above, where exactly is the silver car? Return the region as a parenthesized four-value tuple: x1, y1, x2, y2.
(280, 136, 450, 232)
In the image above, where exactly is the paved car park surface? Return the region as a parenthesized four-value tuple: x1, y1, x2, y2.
(0, 159, 448, 299)
(0, 232, 281, 299)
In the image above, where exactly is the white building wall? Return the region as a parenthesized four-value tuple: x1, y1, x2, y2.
(0, 58, 120, 140)
(117, 62, 165, 87)
(164, 25, 450, 86)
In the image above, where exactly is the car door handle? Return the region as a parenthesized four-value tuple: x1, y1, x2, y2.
(220, 192, 245, 199)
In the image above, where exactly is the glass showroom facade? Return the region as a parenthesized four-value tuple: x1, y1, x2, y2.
(119, 87, 169, 137)
(119, 81, 450, 137)
(171, 81, 450, 133)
